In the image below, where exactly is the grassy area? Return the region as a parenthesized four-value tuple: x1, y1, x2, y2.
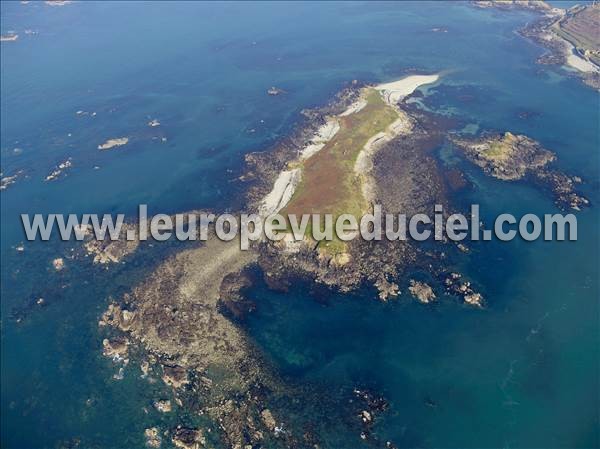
(482, 132, 515, 161)
(281, 88, 399, 255)
(484, 142, 511, 160)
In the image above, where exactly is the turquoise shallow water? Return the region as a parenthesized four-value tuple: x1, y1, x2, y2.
(1, 2, 598, 448)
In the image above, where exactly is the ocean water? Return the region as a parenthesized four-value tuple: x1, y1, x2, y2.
(1, 2, 598, 448)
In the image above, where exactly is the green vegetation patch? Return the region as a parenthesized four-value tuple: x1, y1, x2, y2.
(281, 88, 398, 254)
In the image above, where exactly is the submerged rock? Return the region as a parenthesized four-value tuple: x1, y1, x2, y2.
(161, 365, 189, 389)
(144, 427, 161, 448)
(172, 427, 205, 449)
(52, 257, 65, 271)
(153, 399, 172, 413)
(260, 409, 277, 431)
(102, 337, 129, 359)
(267, 86, 285, 96)
(352, 388, 390, 441)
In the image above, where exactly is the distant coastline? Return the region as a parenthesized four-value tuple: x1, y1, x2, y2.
(474, 0, 600, 88)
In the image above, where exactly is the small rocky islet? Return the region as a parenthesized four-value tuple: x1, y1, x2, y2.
(451, 131, 589, 210)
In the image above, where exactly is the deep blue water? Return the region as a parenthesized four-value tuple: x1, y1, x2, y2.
(1, 2, 598, 448)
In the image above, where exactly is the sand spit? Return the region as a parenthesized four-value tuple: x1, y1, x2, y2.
(376, 74, 440, 105)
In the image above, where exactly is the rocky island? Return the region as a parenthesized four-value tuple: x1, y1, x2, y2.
(451, 131, 589, 210)
(96, 75, 502, 446)
(98, 137, 129, 150)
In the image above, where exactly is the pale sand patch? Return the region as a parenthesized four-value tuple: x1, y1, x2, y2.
(552, 33, 599, 74)
(376, 74, 440, 105)
(566, 52, 598, 73)
(259, 168, 301, 216)
(340, 98, 367, 116)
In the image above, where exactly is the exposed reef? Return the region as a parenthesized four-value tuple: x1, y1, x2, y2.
(0, 170, 24, 191)
(409, 280, 437, 303)
(98, 137, 129, 150)
(98, 235, 301, 447)
(82, 222, 140, 264)
(44, 158, 72, 182)
(267, 86, 286, 96)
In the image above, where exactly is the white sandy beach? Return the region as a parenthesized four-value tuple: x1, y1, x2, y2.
(376, 73, 440, 105)
(566, 52, 599, 73)
(259, 168, 301, 216)
(550, 32, 600, 74)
